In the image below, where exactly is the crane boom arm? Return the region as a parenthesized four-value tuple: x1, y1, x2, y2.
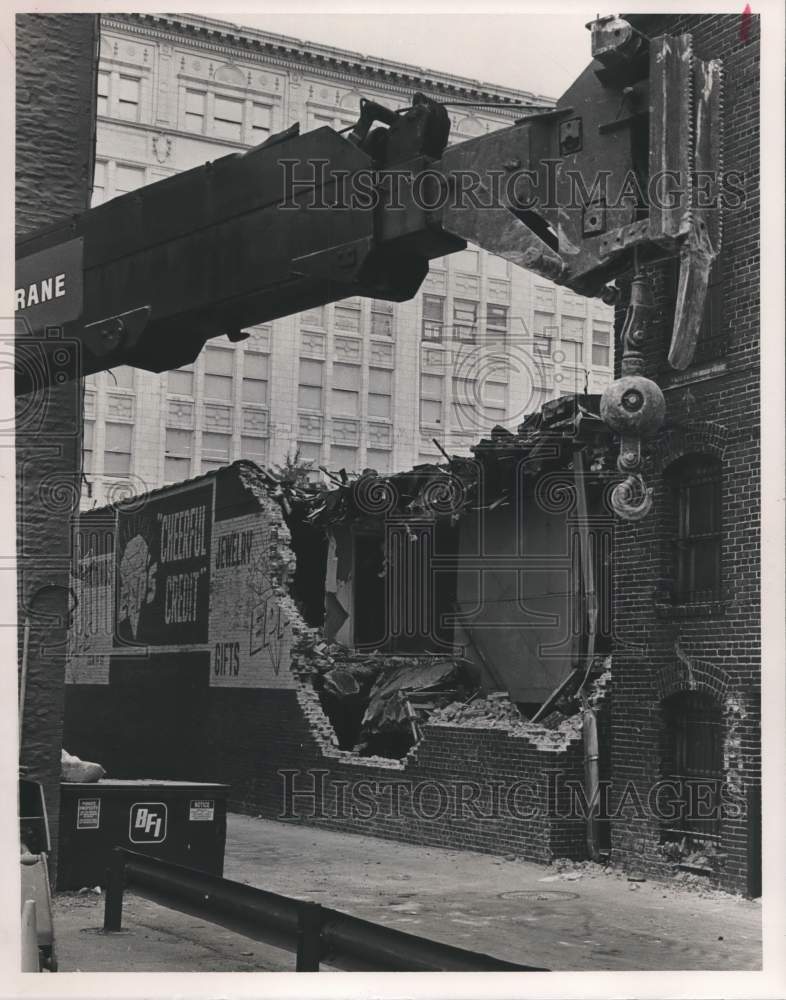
(15, 16, 721, 396)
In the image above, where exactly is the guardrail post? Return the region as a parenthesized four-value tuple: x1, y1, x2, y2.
(103, 849, 125, 932)
(295, 901, 322, 972)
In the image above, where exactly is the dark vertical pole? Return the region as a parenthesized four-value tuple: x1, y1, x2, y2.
(103, 850, 125, 931)
(296, 901, 322, 971)
(747, 783, 761, 899)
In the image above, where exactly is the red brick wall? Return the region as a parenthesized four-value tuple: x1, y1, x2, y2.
(610, 13, 760, 894)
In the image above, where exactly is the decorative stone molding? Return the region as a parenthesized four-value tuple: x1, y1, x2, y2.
(454, 275, 480, 298)
(242, 407, 269, 435)
(368, 422, 393, 448)
(334, 336, 362, 361)
(151, 132, 172, 162)
(424, 271, 446, 293)
(300, 331, 326, 358)
(106, 393, 134, 420)
(369, 341, 394, 367)
(203, 404, 232, 431)
(487, 278, 510, 302)
(102, 15, 539, 118)
(331, 418, 359, 445)
(167, 399, 194, 426)
(298, 412, 323, 440)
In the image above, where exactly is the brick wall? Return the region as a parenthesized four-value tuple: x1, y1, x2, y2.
(610, 14, 760, 894)
(203, 683, 591, 863)
(16, 14, 99, 876)
(63, 463, 598, 865)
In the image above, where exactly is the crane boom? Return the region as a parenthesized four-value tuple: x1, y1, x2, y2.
(15, 16, 722, 397)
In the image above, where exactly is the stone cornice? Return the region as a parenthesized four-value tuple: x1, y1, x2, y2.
(101, 13, 555, 121)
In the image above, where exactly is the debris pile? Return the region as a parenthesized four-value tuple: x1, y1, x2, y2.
(431, 658, 612, 751)
(289, 630, 472, 757)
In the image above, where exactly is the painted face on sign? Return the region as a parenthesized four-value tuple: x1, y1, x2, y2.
(118, 534, 158, 639)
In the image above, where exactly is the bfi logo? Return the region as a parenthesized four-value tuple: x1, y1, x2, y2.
(129, 803, 168, 844)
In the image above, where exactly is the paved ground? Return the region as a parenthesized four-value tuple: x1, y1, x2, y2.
(52, 812, 761, 973)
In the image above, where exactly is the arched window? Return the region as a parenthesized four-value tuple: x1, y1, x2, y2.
(665, 455, 722, 604)
(661, 691, 724, 850)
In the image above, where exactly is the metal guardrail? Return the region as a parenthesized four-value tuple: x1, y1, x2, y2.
(104, 848, 548, 972)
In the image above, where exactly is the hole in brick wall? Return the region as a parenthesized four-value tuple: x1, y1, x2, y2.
(281, 511, 328, 627)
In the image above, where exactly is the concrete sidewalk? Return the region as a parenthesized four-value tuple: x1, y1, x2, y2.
(53, 812, 761, 972)
(223, 814, 761, 972)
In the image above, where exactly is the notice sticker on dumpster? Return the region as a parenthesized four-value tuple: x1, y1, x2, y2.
(189, 799, 215, 822)
(77, 798, 101, 830)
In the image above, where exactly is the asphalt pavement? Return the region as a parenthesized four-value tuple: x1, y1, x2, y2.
(52, 812, 761, 973)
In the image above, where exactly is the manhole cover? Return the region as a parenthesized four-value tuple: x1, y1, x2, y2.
(498, 889, 579, 902)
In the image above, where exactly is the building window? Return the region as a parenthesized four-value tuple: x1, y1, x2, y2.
(371, 301, 394, 338)
(592, 323, 612, 367)
(213, 94, 243, 141)
(668, 456, 722, 604)
(296, 441, 322, 463)
(91, 161, 107, 208)
(114, 163, 146, 196)
(332, 363, 360, 417)
(201, 431, 232, 473)
(204, 347, 234, 400)
(420, 374, 444, 427)
(185, 89, 206, 133)
(117, 76, 141, 122)
(661, 691, 724, 850)
(242, 351, 269, 405)
(334, 303, 362, 333)
(104, 422, 132, 476)
(252, 103, 272, 142)
(422, 295, 444, 342)
(331, 446, 358, 472)
(533, 311, 557, 357)
(561, 340, 584, 365)
(109, 366, 135, 390)
(368, 367, 392, 418)
(298, 359, 324, 411)
(241, 435, 268, 465)
(453, 299, 478, 342)
(486, 303, 508, 339)
(366, 449, 391, 473)
(164, 428, 193, 483)
(83, 420, 94, 475)
(97, 71, 110, 117)
(168, 366, 194, 396)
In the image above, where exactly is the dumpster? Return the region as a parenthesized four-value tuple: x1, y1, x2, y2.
(58, 780, 228, 891)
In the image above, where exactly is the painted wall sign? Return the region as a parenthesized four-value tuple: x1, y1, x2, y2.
(66, 516, 116, 684)
(209, 512, 295, 689)
(188, 799, 215, 821)
(76, 798, 101, 830)
(15, 237, 84, 329)
(114, 482, 213, 648)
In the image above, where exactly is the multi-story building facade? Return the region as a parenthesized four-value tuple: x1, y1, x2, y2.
(83, 13, 613, 506)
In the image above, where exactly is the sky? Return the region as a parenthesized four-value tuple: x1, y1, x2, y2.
(201, 10, 599, 100)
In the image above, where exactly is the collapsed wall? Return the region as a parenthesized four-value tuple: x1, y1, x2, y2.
(64, 460, 610, 864)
